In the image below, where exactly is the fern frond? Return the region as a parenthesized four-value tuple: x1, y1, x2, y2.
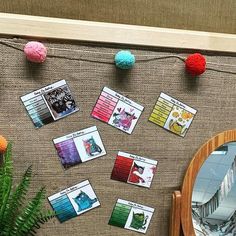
(10, 187, 46, 236)
(25, 210, 56, 236)
(0, 144, 53, 236)
(0, 143, 13, 226)
(37, 210, 56, 224)
(3, 165, 33, 235)
(10, 165, 32, 210)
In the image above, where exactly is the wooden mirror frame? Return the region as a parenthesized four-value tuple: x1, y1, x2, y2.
(180, 129, 236, 235)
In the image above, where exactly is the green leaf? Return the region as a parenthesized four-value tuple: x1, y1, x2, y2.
(0, 143, 13, 227)
(37, 210, 56, 224)
(0, 143, 54, 236)
(10, 187, 46, 236)
(3, 165, 33, 235)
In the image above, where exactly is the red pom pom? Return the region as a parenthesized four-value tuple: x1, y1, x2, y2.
(185, 53, 206, 76)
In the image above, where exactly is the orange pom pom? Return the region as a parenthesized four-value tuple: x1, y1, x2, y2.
(0, 135, 8, 154)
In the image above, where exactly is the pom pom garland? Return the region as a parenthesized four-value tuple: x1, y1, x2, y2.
(24, 41, 47, 63)
(114, 50, 135, 69)
(185, 53, 206, 76)
(0, 135, 8, 154)
(22, 42, 209, 77)
(21, 43, 209, 77)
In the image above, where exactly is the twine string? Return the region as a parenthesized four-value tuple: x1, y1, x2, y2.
(0, 39, 235, 75)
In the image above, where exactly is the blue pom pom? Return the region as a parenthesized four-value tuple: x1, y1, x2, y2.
(114, 50, 135, 69)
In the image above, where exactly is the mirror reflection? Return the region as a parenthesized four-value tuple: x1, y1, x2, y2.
(192, 142, 236, 236)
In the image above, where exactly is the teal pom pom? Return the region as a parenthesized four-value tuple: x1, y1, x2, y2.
(114, 50, 135, 69)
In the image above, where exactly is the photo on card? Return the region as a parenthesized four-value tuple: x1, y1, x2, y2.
(127, 160, 157, 188)
(108, 100, 142, 134)
(43, 84, 79, 120)
(53, 126, 106, 169)
(108, 199, 154, 234)
(48, 180, 100, 223)
(163, 105, 194, 137)
(91, 87, 144, 135)
(125, 207, 153, 234)
(67, 184, 100, 215)
(21, 80, 79, 128)
(149, 92, 197, 137)
(111, 152, 158, 188)
(74, 132, 105, 162)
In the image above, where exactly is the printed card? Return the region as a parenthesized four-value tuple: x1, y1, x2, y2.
(53, 126, 106, 169)
(91, 87, 144, 134)
(109, 199, 154, 234)
(21, 80, 79, 128)
(48, 180, 100, 223)
(149, 92, 197, 137)
(111, 152, 158, 188)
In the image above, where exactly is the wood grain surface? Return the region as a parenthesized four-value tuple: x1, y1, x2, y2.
(181, 130, 236, 236)
(1, 13, 235, 53)
(170, 191, 181, 236)
(0, 0, 235, 34)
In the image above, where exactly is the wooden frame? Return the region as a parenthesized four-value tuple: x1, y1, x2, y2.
(0, 13, 235, 53)
(181, 130, 236, 236)
(170, 191, 181, 236)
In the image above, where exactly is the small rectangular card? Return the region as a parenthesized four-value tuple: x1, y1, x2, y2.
(21, 80, 79, 128)
(91, 87, 144, 134)
(53, 126, 106, 169)
(149, 92, 197, 137)
(109, 199, 154, 234)
(111, 151, 158, 188)
(48, 180, 100, 223)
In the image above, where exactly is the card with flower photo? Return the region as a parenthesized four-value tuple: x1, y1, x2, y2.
(149, 92, 197, 137)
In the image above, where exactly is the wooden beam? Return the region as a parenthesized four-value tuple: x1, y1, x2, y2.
(0, 13, 235, 53)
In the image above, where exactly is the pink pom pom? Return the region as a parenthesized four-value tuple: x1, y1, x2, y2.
(24, 41, 47, 63)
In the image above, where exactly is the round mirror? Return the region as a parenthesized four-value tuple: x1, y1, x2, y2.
(181, 130, 236, 236)
(192, 142, 236, 235)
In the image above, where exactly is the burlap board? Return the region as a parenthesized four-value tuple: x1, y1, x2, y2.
(0, 38, 235, 236)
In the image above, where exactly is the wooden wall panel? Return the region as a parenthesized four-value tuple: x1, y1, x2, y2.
(0, 0, 235, 34)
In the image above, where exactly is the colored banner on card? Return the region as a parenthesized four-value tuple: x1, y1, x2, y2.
(48, 180, 100, 223)
(109, 199, 154, 234)
(111, 151, 158, 188)
(21, 80, 79, 128)
(53, 126, 106, 169)
(149, 92, 197, 137)
(91, 87, 144, 134)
